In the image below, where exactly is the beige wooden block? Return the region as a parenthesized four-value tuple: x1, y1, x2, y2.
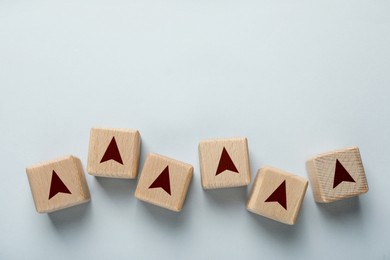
(26, 155, 91, 213)
(135, 153, 193, 212)
(87, 127, 141, 179)
(198, 137, 250, 189)
(247, 166, 308, 225)
(306, 147, 368, 203)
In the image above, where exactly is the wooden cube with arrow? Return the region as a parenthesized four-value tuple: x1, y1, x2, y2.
(306, 147, 369, 203)
(135, 153, 193, 212)
(87, 127, 141, 179)
(26, 155, 91, 213)
(246, 166, 308, 225)
(198, 137, 251, 189)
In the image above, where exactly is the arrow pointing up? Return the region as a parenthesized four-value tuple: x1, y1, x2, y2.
(149, 166, 171, 195)
(100, 137, 123, 165)
(265, 180, 287, 210)
(48, 170, 71, 200)
(215, 147, 239, 176)
(333, 159, 355, 188)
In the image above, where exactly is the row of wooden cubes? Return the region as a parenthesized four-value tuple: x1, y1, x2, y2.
(26, 128, 369, 225)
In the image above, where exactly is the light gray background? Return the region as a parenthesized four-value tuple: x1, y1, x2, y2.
(1, 0, 389, 259)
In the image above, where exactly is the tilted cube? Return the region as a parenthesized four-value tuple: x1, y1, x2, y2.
(135, 153, 193, 212)
(26, 155, 91, 213)
(306, 147, 368, 203)
(247, 166, 308, 225)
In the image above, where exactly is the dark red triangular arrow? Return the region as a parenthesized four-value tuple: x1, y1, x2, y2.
(148, 166, 171, 195)
(100, 136, 123, 165)
(265, 180, 287, 210)
(48, 170, 71, 200)
(215, 147, 239, 176)
(333, 159, 355, 188)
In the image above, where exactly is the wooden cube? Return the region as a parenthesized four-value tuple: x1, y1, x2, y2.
(246, 166, 308, 225)
(26, 155, 91, 213)
(135, 153, 193, 212)
(198, 137, 251, 189)
(306, 147, 369, 203)
(87, 127, 141, 179)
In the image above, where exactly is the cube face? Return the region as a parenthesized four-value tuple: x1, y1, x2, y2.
(306, 147, 368, 203)
(246, 166, 308, 225)
(198, 137, 251, 189)
(87, 127, 141, 179)
(26, 156, 91, 213)
(135, 153, 193, 212)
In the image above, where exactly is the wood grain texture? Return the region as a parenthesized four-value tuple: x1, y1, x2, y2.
(306, 147, 368, 203)
(26, 155, 91, 213)
(135, 153, 193, 212)
(87, 127, 141, 179)
(246, 166, 308, 225)
(198, 137, 250, 189)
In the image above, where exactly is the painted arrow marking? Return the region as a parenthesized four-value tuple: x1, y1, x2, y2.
(265, 180, 287, 210)
(48, 170, 71, 200)
(215, 147, 239, 176)
(100, 136, 123, 165)
(333, 159, 355, 188)
(149, 165, 171, 195)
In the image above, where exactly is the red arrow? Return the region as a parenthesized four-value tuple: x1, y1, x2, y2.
(333, 159, 355, 188)
(100, 137, 123, 165)
(265, 180, 287, 210)
(215, 147, 239, 176)
(48, 170, 71, 200)
(149, 166, 171, 195)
